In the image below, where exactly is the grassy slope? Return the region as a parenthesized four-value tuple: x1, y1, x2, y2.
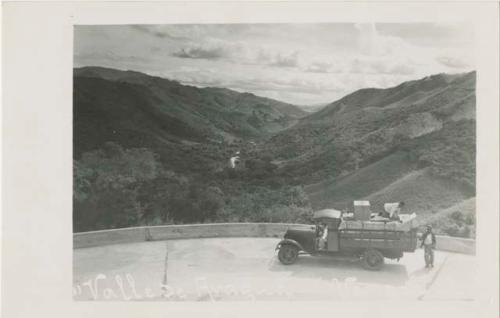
(305, 150, 472, 218)
(365, 169, 470, 215)
(305, 151, 416, 210)
(421, 197, 476, 224)
(420, 197, 476, 237)
(271, 72, 476, 222)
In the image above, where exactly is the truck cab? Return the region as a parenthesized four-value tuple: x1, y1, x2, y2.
(276, 209, 343, 263)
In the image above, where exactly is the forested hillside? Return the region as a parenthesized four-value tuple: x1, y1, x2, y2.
(73, 67, 310, 231)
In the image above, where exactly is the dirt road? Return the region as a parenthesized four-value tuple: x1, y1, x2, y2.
(73, 237, 476, 301)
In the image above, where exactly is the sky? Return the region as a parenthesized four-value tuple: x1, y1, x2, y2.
(74, 23, 475, 106)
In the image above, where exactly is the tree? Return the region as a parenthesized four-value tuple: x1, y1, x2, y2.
(73, 143, 162, 231)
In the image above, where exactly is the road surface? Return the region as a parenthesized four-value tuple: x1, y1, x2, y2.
(73, 237, 476, 301)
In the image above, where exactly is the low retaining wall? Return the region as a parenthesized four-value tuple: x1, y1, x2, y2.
(434, 235, 475, 255)
(73, 226, 147, 248)
(73, 223, 309, 248)
(73, 223, 475, 255)
(146, 223, 306, 241)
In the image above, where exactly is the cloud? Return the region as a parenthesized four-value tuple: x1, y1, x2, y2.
(349, 57, 416, 75)
(436, 56, 469, 69)
(172, 40, 246, 60)
(75, 23, 475, 104)
(389, 63, 415, 75)
(237, 78, 340, 95)
(255, 49, 300, 68)
(354, 23, 411, 57)
(355, 23, 379, 54)
(164, 65, 421, 104)
(269, 52, 300, 68)
(173, 46, 227, 59)
(167, 67, 346, 98)
(74, 51, 149, 64)
(305, 62, 331, 73)
(171, 41, 302, 67)
(305, 61, 344, 74)
(377, 23, 474, 48)
(130, 25, 188, 40)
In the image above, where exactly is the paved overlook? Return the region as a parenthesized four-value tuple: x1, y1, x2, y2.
(73, 238, 476, 301)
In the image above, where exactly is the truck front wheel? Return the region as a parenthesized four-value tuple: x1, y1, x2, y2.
(278, 244, 299, 265)
(362, 249, 384, 271)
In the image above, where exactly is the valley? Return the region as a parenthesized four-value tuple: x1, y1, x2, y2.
(73, 67, 476, 238)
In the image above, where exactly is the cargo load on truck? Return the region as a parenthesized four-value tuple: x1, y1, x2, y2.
(339, 213, 417, 232)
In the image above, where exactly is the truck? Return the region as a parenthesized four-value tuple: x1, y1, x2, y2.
(275, 208, 418, 270)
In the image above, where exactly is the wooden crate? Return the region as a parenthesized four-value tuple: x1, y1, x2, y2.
(354, 200, 371, 221)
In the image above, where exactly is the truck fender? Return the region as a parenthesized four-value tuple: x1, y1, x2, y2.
(275, 239, 304, 252)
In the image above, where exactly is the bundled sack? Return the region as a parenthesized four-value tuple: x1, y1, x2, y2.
(339, 214, 416, 232)
(395, 213, 417, 231)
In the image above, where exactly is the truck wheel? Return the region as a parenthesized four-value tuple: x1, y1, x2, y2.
(278, 244, 299, 265)
(362, 249, 384, 271)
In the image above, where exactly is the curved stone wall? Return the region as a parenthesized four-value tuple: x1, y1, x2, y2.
(73, 223, 305, 248)
(73, 223, 475, 254)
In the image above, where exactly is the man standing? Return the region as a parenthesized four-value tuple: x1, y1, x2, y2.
(420, 225, 436, 268)
(317, 222, 328, 250)
(381, 201, 405, 220)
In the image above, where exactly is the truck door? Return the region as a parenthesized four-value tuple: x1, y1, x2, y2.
(327, 229, 339, 251)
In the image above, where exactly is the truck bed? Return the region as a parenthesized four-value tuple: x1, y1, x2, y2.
(339, 228, 418, 252)
(339, 213, 418, 232)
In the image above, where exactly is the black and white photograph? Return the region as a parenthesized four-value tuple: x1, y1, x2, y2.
(73, 23, 478, 301)
(1, 2, 499, 318)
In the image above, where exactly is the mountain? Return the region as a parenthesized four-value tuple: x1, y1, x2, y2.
(74, 66, 306, 157)
(73, 67, 476, 237)
(265, 71, 476, 217)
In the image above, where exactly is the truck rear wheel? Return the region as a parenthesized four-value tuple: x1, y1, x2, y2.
(362, 249, 384, 271)
(278, 244, 299, 265)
